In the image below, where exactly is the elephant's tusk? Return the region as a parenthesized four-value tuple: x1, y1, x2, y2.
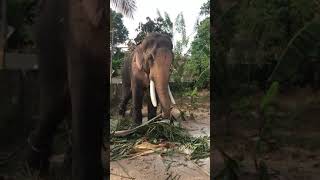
(168, 85, 176, 105)
(150, 80, 157, 107)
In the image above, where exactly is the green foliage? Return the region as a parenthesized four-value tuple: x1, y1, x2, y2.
(171, 12, 190, 88)
(111, 9, 129, 73)
(174, 12, 188, 49)
(111, 0, 136, 18)
(111, 9, 129, 46)
(110, 139, 136, 160)
(200, 0, 210, 16)
(189, 136, 210, 160)
(112, 48, 125, 72)
(141, 121, 191, 144)
(134, 10, 173, 43)
(171, 1, 210, 90)
(187, 17, 210, 89)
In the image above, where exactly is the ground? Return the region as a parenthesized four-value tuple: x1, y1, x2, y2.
(213, 87, 320, 179)
(110, 90, 210, 180)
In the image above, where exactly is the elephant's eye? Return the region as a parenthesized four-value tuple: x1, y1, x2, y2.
(147, 56, 154, 66)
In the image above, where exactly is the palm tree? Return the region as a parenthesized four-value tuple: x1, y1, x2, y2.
(111, 0, 136, 18)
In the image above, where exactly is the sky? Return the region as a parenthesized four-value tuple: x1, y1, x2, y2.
(112, 0, 208, 49)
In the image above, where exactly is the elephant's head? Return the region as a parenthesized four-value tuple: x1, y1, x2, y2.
(133, 33, 176, 118)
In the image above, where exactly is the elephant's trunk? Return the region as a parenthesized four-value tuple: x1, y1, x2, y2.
(150, 68, 175, 118)
(153, 78, 173, 119)
(150, 48, 175, 119)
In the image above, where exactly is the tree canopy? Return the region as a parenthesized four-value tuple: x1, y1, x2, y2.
(111, 0, 136, 19)
(134, 10, 173, 43)
(111, 9, 129, 46)
(186, 0, 210, 88)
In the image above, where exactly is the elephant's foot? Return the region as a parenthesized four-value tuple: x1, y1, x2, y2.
(133, 118, 143, 127)
(148, 113, 157, 121)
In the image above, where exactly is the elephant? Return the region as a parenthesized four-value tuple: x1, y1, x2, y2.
(119, 32, 176, 125)
(25, 0, 108, 179)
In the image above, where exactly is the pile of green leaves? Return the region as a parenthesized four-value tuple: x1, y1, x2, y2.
(110, 118, 210, 161)
(188, 136, 210, 160)
(110, 138, 139, 161)
(140, 121, 191, 144)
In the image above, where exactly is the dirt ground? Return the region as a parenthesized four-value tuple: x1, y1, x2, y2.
(110, 90, 210, 180)
(213, 87, 320, 179)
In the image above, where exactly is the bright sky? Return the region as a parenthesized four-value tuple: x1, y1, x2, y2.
(112, 0, 208, 49)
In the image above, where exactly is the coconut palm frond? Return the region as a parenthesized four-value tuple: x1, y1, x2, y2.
(111, 0, 136, 19)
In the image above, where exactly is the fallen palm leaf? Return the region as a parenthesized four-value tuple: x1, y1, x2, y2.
(112, 114, 162, 137)
(110, 172, 136, 180)
(133, 141, 163, 152)
(128, 150, 156, 160)
(110, 115, 210, 161)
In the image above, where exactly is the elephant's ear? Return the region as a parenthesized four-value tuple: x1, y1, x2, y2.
(133, 47, 144, 70)
(81, 0, 105, 27)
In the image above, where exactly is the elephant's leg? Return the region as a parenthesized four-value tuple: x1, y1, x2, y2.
(119, 56, 132, 117)
(119, 86, 132, 117)
(132, 80, 144, 125)
(67, 49, 106, 180)
(147, 92, 158, 120)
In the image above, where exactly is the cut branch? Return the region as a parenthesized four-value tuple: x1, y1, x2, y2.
(112, 114, 162, 137)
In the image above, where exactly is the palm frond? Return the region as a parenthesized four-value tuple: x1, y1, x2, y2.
(111, 0, 136, 19)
